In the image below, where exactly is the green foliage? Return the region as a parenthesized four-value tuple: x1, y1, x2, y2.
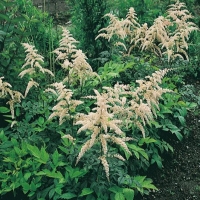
(66, 0, 108, 68)
(0, 0, 57, 87)
(107, 0, 164, 24)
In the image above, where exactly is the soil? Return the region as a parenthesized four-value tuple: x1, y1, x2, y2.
(138, 81, 200, 200)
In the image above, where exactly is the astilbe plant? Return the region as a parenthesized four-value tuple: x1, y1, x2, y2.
(45, 82, 83, 126)
(0, 77, 23, 119)
(161, 0, 199, 61)
(1, 25, 172, 186)
(96, 7, 140, 52)
(19, 43, 54, 97)
(53, 26, 99, 87)
(74, 69, 171, 180)
(75, 89, 133, 181)
(96, 1, 199, 61)
(103, 69, 172, 137)
(44, 27, 99, 138)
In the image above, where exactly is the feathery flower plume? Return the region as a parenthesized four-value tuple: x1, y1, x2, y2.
(96, 7, 141, 55)
(53, 27, 78, 62)
(161, 0, 199, 61)
(75, 89, 134, 179)
(0, 77, 23, 119)
(99, 155, 110, 181)
(19, 43, 54, 78)
(24, 78, 39, 98)
(102, 69, 172, 138)
(96, 2, 198, 61)
(53, 27, 99, 86)
(46, 82, 83, 125)
(0, 77, 13, 98)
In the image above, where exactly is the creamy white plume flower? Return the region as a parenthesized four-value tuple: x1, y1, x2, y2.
(53, 27, 100, 86)
(19, 43, 54, 78)
(0, 77, 23, 119)
(46, 82, 83, 125)
(96, 1, 198, 61)
(24, 78, 39, 97)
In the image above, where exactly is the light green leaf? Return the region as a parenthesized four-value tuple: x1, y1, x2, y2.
(27, 144, 40, 159)
(142, 179, 157, 190)
(38, 117, 44, 125)
(24, 172, 31, 181)
(52, 149, 59, 166)
(40, 147, 49, 163)
(123, 188, 134, 200)
(43, 169, 64, 179)
(115, 192, 125, 200)
(22, 182, 30, 192)
(30, 181, 37, 192)
(79, 188, 93, 197)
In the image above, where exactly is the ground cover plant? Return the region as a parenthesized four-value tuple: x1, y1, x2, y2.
(0, 0, 199, 199)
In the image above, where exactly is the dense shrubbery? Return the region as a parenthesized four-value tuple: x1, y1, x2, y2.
(0, 0, 199, 199)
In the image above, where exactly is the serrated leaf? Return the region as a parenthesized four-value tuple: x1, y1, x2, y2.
(24, 172, 31, 181)
(139, 150, 149, 160)
(35, 171, 46, 176)
(186, 102, 197, 109)
(85, 107, 90, 113)
(40, 147, 49, 163)
(115, 192, 125, 200)
(27, 144, 40, 159)
(174, 131, 183, 141)
(123, 188, 134, 200)
(59, 146, 69, 154)
(142, 179, 157, 190)
(30, 181, 37, 192)
(0, 14, 9, 21)
(22, 182, 30, 191)
(43, 169, 64, 179)
(177, 116, 185, 125)
(52, 149, 59, 166)
(79, 188, 93, 197)
(139, 137, 157, 146)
